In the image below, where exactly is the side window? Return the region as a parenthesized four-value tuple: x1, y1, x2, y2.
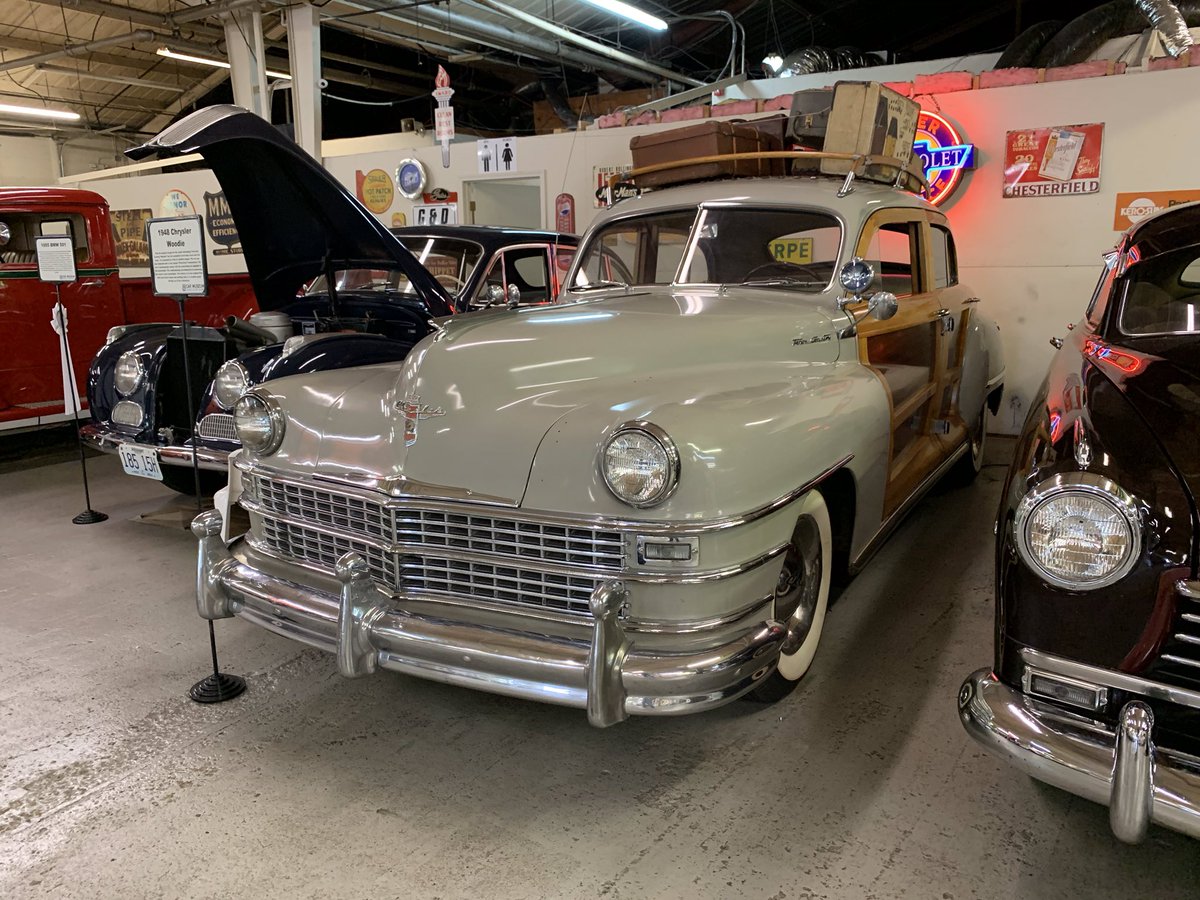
(477, 248, 552, 306)
(1086, 253, 1118, 329)
(930, 224, 957, 288)
(863, 221, 919, 297)
(0, 213, 91, 265)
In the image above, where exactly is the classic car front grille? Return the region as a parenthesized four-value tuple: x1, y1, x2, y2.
(1156, 590, 1200, 686)
(244, 471, 625, 616)
(198, 413, 237, 442)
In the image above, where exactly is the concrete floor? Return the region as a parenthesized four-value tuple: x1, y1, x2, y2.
(2, 445, 1199, 899)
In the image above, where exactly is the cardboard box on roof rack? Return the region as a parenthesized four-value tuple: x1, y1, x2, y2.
(818, 81, 919, 177)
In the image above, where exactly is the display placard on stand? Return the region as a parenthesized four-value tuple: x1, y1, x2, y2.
(35, 236, 77, 283)
(146, 214, 245, 704)
(147, 215, 208, 297)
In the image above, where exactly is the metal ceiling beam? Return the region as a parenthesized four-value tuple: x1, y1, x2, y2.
(0, 32, 172, 71)
(0, 30, 157, 73)
(34, 62, 187, 91)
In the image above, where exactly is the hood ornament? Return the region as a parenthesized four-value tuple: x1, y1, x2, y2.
(396, 394, 446, 446)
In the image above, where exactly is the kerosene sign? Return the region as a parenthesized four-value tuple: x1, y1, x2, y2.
(913, 111, 975, 207)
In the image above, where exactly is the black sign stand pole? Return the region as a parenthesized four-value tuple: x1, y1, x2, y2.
(172, 295, 247, 704)
(56, 284, 107, 525)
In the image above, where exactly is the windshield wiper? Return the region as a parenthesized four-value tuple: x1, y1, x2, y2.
(572, 280, 630, 292)
(740, 277, 826, 288)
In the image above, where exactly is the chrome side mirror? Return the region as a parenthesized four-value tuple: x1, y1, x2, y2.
(484, 284, 504, 307)
(506, 283, 521, 308)
(867, 291, 898, 321)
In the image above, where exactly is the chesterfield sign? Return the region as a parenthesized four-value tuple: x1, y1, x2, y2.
(913, 111, 975, 207)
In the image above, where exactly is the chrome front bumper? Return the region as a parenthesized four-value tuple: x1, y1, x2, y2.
(959, 668, 1200, 842)
(81, 422, 230, 472)
(194, 510, 787, 727)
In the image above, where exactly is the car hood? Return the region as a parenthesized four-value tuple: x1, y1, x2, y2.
(262, 287, 841, 504)
(1098, 335, 1200, 502)
(126, 105, 453, 316)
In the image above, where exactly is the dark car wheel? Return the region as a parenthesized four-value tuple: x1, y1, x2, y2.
(160, 466, 227, 496)
(949, 401, 988, 486)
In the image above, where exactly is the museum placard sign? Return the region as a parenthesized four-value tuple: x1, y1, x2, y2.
(1112, 190, 1200, 230)
(147, 216, 207, 297)
(1003, 123, 1104, 198)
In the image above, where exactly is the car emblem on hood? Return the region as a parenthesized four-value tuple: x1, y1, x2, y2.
(396, 394, 446, 446)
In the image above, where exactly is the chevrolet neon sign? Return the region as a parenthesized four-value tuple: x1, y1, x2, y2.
(913, 111, 975, 207)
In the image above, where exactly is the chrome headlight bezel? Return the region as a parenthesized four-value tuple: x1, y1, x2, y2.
(114, 350, 145, 396)
(234, 392, 284, 456)
(599, 421, 680, 509)
(213, 360, 250, 410)
(1013, 472, 1143, 591)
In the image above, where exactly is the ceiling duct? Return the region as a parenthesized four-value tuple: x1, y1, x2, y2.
(763, 46, 878, 78)
(998, 0, 1200, 69)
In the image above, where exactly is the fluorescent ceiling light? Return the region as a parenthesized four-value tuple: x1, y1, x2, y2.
(576, 0, 668, 31)
(157, 47, 292, 80)
(0, 102, 81, 121)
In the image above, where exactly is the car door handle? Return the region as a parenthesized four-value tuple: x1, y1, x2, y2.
(79, 279, 105, 287)
(964, 297, 981, 304)
(1049, 336, 1064, 349)
(935, 308, 951, 317)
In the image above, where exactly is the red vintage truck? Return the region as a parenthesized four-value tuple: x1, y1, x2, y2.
(0, 187, 255, 430)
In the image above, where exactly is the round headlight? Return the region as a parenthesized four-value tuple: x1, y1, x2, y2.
(213, 360, 250, 410)
(1014, 474, 1142, 590)
(601, 423, 679, 508)
(234, 392, 284, 455)
(114, 350, 145, 395)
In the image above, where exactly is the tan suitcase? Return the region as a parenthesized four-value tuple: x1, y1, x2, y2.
(629, 120, 783, 188)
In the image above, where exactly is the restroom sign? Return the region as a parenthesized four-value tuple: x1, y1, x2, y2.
(477, 137, 517, 173)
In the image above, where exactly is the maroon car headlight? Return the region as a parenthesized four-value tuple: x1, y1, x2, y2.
(1013, 473, 1142, 590)
(234, 392, 284, 455)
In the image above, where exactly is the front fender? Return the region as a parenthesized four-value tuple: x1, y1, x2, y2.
(522, 360, 890, 541)
(86, 324, 174, 437)
(261, 333, 416, 382)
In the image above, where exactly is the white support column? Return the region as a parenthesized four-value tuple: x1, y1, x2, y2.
(223, 7, 269, 118)
(285, 3, 322, 160)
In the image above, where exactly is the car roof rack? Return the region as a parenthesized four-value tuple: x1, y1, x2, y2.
(603, 150, 929, 208)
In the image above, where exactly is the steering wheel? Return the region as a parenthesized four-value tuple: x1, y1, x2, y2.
(742, 261, 824, 282)
(434, 273, 466, 294)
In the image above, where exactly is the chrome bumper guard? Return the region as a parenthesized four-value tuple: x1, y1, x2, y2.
(81, 423, 230, 472)
(959, 668, 1200, 842)
(194, 510, 786, 727)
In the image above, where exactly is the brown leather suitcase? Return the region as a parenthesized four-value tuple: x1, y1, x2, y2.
(629, 120, 783, 187)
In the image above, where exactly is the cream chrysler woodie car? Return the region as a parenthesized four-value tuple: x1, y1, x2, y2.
(165, 111, 1003, 726)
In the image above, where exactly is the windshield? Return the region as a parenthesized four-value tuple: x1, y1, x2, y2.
(571, 207, 842, 292)
(1118, 243, 1200, 336)
(304, 236, 482, 298)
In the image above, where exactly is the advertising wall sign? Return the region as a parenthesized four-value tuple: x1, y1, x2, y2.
(433, 66, 454, 169)
(1113, 190, 1200, 230)
(914, 111, 974, 207)
(412, 202, 457, 226)
(111, 208, 152, 266)
(159, 188, 196, 218)
(203, 191, 242, 256)
(555, 193, 575, 234)
(1003, 124, 1104, 198)
(396, 158, 428, 200)
(355, 169, 395, 214)
(593, 165, 632, 207)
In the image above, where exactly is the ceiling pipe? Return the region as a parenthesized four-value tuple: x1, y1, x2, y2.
(0, 30, 156, 74)
(333, 0, 699, 87)
(461, 0, 704, 87)
(34, 63, 187, 92)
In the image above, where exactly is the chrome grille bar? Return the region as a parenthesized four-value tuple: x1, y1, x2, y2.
(198, 413, 238, 442)
(245, 470, 625, 617)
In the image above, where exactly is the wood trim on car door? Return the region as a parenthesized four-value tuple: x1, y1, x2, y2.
(851, 207, 948, 517)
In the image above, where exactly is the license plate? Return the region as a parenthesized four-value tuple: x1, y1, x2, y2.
(118, 443, 163, 481)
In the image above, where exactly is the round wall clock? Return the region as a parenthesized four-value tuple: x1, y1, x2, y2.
(395, 158, 428, 200)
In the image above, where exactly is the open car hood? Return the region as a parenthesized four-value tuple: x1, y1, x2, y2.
(126, 105, 454, 314)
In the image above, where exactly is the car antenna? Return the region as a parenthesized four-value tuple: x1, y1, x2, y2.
(322, 248, 341, 321)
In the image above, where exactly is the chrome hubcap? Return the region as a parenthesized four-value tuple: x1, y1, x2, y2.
(777, 517, 823, 654)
